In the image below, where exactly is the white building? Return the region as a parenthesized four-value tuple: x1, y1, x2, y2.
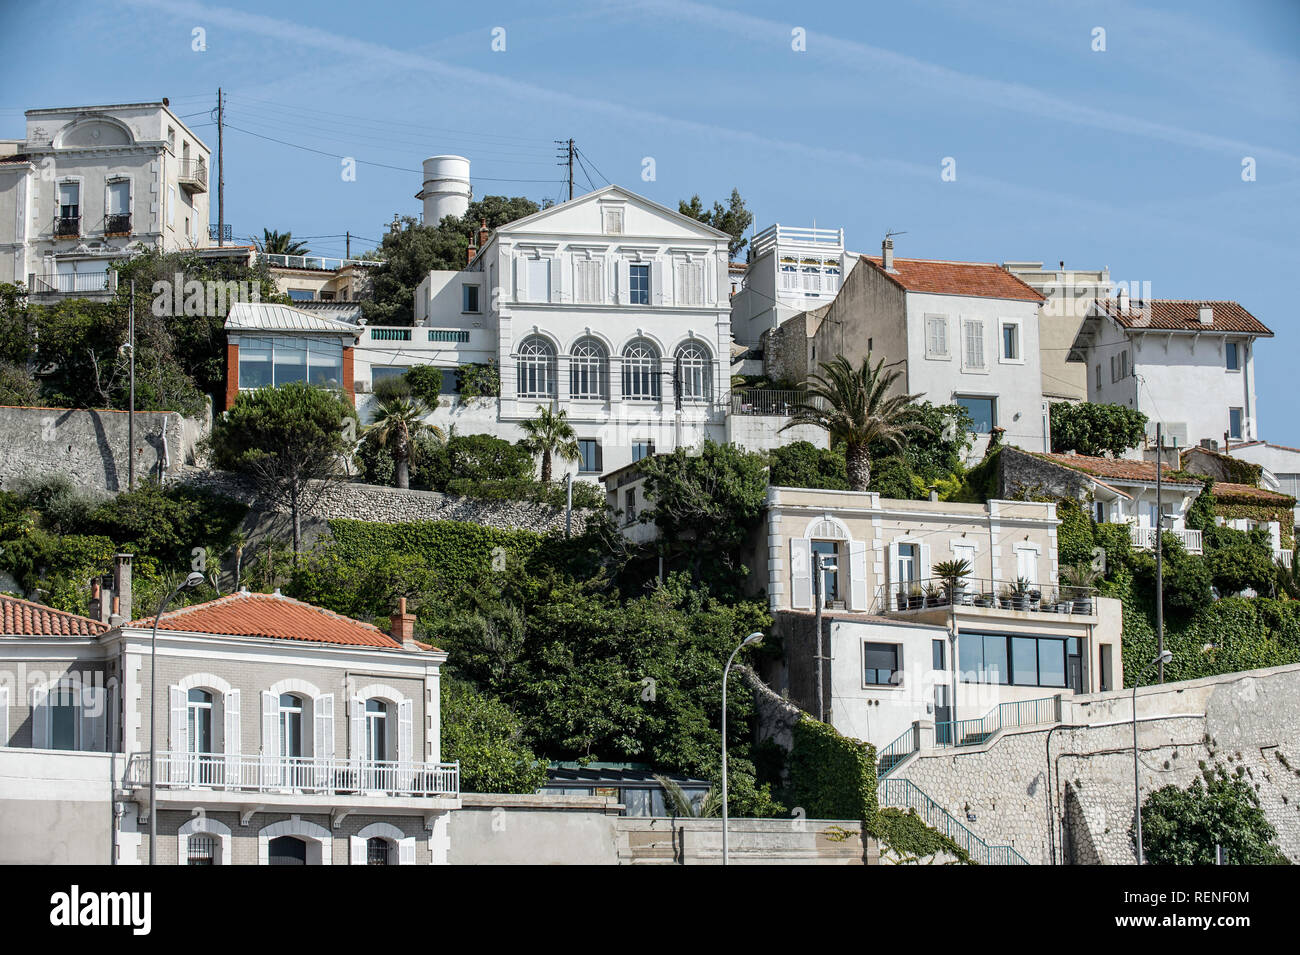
(729, 224, 856, 347)
(0, 100, 210, 297)
(764, 239, 1050, 456)
(1067, 298, 1272, 450)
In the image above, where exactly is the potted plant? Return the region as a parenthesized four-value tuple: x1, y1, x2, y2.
(907, 582, 924, 609)
(998, 584, 1016, 610)
(923, 581, 945, 607)
(1012, 577, 1032, 611)
(975, 591, 994, 608)
(1060, 562, 1099, 614)
(932, 558, 973, 607)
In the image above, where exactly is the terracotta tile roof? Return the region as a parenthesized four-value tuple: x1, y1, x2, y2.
(129, 591, 432, 650)
(1212, 482, 1295, 505)
(1037, 452, 1202, 486)
(862, 256, 1044, 302)
(0, 595, 108, 637)
(1092, 299, 1272, 337)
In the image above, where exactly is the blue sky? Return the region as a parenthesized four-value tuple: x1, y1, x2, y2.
(3, 0, 1297, 439)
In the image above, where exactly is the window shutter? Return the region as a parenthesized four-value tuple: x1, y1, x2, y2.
(350, 695, 366, 761)
(552, 254, 567, 302)
(848, 540, 869, 611)
(350, 836, 366, 866)
(398, 838, 416, 865)
(314, 693, 335, 759)
(918, 542, 932, 584)
(398, 699, 414, 766)
(0, 685, 8, 745)
(617, 261, 630, 305)
(81, 685, 104, 752)
(30, 686, 48, 749)
(790, 538, 812, 610)
(169, 685, 186, 752)
(224, 688, 240, 784)
(886, 541, 902, 609)
(261, 690, 278, 755)
(594, 443, 603, 472)
(651, 260, 664, 305)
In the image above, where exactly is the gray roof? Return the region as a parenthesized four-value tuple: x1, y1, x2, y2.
(225, 301, 358, 335)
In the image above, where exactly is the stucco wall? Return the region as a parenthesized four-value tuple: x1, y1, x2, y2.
(0, 749, 116, 864)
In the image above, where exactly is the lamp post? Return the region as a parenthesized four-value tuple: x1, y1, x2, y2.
(1133, 648, 1173, 865)
(811, 552, 837, 722)
(149, 571, 206, 865)
(722, 631, 764, 866)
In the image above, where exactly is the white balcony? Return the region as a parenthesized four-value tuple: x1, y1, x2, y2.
(1128, 525, 1202, 554)
(124, 752, 458, 798)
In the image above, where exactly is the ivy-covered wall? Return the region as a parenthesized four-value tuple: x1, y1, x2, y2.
(787, 716, 877, 827)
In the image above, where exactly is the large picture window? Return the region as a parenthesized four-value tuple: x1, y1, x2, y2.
(238, 336, 344, 391)
(517, 336, 557, 398)
(959, 632, 1080, 690)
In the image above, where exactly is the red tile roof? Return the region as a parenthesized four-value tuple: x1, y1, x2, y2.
(129, 591, 435, 650)
(1212, 482, 1295, 505)
(1093, 299, 1272, 337)
(862, 256, 1044, 302)
(1037, 452, 1202, 486)
(0, 595, 109, 637)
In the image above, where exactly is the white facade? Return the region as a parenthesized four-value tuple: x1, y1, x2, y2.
(0, 101, 210, 294)
(1068, 300, 1270, 451)
(730, 224, 855, 346)
(1002, 261, 1112, 402)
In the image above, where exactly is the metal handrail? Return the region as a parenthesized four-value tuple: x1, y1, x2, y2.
(871, 576, 1097, 616)
(750, 224, 844, 258)
(27, 271, 117, 294)
(124, 751, 459, 797)
(177, 159, 208, 186)
(880, 778, 1029, 865)
(261, 252, 379, 271)
(876, 727, 917, 778)
(1128, 524, 1202, 554)
(934, 696, 1060, 750)
(730, 388, 824, 416)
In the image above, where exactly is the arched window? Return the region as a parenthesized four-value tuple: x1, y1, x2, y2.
(366, 837, 392, 865)
(365, 699, 389, 762)
(517, 337, 556, 398)
(569, 338, 608, 400)
(279, 694, 304, 760)
(268, 836, 308, 866)
(622, 339, 661, 400)
(674, 341, 712, 403)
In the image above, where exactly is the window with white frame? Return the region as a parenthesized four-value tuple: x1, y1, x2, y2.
(1001, 321, 1021, 362)
(863, 642, 901, 687)
(367, 837, 392, 865)
(365, 699, 389, 762)
(801, 265, 821, 292)
(629, 264, 650, 305)
(106, 179, 131, 232)
(462, 283, 480, 313)
(517, 336, 557, 398)
(187, 688, 214, 755)
(577, 439, 602, 473)
(1229, 407, 1244, 440)
(622, 339, 661, 400)
(673, 341, 711, 402)
(58, 181, 80, 220)
(779, 261, 798, 291)
(278, 694, 304, 759)
(961, 318, 986, 371)
(925, 315, 949, 359)
(569, 337, 608, 399)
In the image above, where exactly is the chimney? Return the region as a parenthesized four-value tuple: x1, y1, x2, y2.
(109, 595, 123, 628)
(113, 554, 133, 624)
(1116, 286, 1130, 312)
(881, 236, 895, 272)
(466, 242, 476, 265)
(1198, 305, 1214, 326)
(478, 218, 489, 248)
(391, 596, 418, 649)
(89, 576, 104, 622)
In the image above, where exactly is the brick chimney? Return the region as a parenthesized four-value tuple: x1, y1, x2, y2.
(88, 576, 105, 622)
(466, 242, 476, 265)
(391, 597, 418, 649)
(478, 218, 489, 248)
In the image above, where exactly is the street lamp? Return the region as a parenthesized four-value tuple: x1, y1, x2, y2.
(722, 631, 764, 866)
(149, 571, 206, 865)
(1133, 648, 1173, 865)
(811, 552, 837, 722)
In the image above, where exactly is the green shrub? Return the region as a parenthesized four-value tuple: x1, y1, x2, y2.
(456, 362, 500, 398)
(872, 807, 973, 864)
(787, 716, 877, 827)
(403, 365, 445, 407)
(768, 441, 848, 490)
(441, 677, 548, 794)
(1138, 765, 1289, 865)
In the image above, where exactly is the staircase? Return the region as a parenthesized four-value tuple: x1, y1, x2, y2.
(879, 777, 1029, 865)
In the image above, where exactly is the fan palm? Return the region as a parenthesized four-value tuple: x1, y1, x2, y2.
(256, 228, 310, 256)
(365, 395, 443, 489)
(519, 405, 579, 483)
(654, 775, 724, 817)
(932, 557, 973, 597)
(782, 354, 927, 491)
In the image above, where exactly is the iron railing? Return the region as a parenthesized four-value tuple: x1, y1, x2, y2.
(730, 388, 821, 416)
(871, 577, 1097, 616)
(1127, 525, 1202, 554)
(261, 252, 379, 271)
(124, 751, 459, 797)
(210, 223, 233, 242)
(934, 696, 1061, 750)
(177, 158, 208, 189)
(877, 727, 918, 778)
(104, 213, 132, 235)
(27, 271, 117, 295)
(54, 215, 80, 237)
(880, 778, 1029, 865)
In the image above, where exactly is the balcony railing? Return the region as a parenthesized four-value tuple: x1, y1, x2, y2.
(749, 224, 845, 259)
(1127, 524, 1202, 554)
(27, 270, 118, 295)
(871, 577, 1097, 616)
(105, 213, 131, 235)
(54, 215, 80, 238)
(880, 778, 1029, 865)
(124, 752, 459, 798)
(178, 159, 208, 192)
(730, 388, 821, 416)
(262, 252, 379, 271)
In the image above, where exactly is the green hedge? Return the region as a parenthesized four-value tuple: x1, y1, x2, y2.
(787, 716, 877, 827)
(444, 477, 605, 510)
(327, 518, 546, 588)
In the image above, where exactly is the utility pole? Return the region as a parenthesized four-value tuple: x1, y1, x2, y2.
(1155, 423, 1164, 684)
(128, 280, 136, 491)
(216, 88, 225, 247)
(345, 231, 350, 259)
(555, 138, 574, 200)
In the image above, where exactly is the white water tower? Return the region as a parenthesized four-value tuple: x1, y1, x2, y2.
(418, 155, 471, 225)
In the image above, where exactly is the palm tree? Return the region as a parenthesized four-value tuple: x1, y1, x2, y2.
(655, 775, 724, 817)
(782, 354, 927, 492)
(932, 557, 973, 600)
(256, 229, 310, 256)
(519, 405, 579, 483)
(365, 396, 444, 489)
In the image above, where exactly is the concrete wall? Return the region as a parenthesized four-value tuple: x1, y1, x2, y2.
(888, 663, 1300, 864)
(0, 405, 197, 493)
(0, 749, 116, 864)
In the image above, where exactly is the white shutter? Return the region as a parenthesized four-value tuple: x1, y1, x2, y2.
(651, 259, 664, 305)
(964, 319, 985, 369)
(314, 693, 335, 759)
(223, 689, 240, 785)
(350, 836, 366, 866)
(350, 695, 366, 761)
(617, 260, 630, 305)
(0, 685, 8, 745)
(398, 699, 414, 783)
(169, 686, 188, 783)
(553, 253, 567, 302)
(261, 691, 278, 758)
(919, 542, 933, 585)
(81, 685, 104, 752)
(886, 542, 902, 609)
(848, 540, 869, 611)
(790, 538, 812, 610)
(398, 838, 416, 865)
(30, 686, 48, 749)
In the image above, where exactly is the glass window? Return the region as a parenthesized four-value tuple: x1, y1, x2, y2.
(570, 338, 609, 400)
(955, 395, 996, 433)
(307, 340, 342, 388)
(279, 694, 303, 759)
(58, 181, 80, 218)
(811, 540, 838, 605)
(1038, 639, 1067, 688)
(1002, 322, 1019, 360)
(932, 638, 945, 670)
(371, 366, 408, 386)
(366, 837, 391, 865)
(962, 633, 1073, 687)
(1229, 407, 1243, 440)
(287, 289, 314, 302)
(577, 439, 601, 473)
(516, 336, 557, 398)
(1011, 637, 1038, 685)
(49, 683, 79, 751)
(982, 634, 1009, 685)
(365, 698, 388, 762)
(272, 338, 307, 386)
(622, 339, 660, 400)
(239, 337, 273, 389)
(632, 441, 654, 462)
(107, 179, 130, 216)
(1225, 342, 1240, 371)
(187, 688, 213, 754)
(863, 642, 899, 686)
(629, 264, 650, 305)
(674, 341, 711, 403)
(462, 283, 480, 313)
(268, 836, 307, 865)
